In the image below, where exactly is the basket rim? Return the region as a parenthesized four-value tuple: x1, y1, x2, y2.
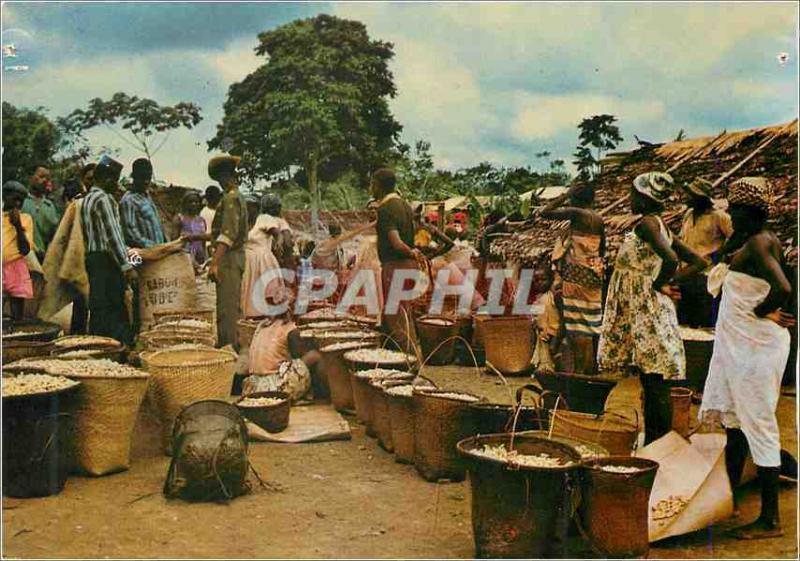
(342, 350, 417, 365)
(582, 455, 659, 473)
(456, 432, 582, 472)
(237, 391, 291, 410)
(147, 347, 237, 367)
(2, 375, 82, 400)
(52, 335, 121, 348)
(319, 341, 377, 354)
(412, 387, 480, 403)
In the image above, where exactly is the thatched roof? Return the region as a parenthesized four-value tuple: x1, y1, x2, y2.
(491, 119, 798, 267)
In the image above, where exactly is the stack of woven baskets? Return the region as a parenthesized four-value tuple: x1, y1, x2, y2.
(139, 312, 217, 352)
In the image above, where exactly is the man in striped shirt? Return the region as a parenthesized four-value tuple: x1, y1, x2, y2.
(120, 158, 166, 248)
(81, 156, 136, 345)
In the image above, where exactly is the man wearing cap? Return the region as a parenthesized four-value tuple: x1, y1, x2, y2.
(81, 156, 136, 345)
(207, 155, 248, 349)
(120, 158, 166, 249)
(677, 177, 733, 327)
(21, 166, 60, 259)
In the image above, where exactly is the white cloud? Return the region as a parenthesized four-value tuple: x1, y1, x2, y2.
(207, 37, 262, 85)
(511, 93, 666, 140)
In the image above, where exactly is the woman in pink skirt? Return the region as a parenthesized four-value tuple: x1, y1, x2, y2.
(2, 182, 36, 320)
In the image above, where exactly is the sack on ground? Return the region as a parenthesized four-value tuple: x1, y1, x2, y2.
(163, 400, 252, 502)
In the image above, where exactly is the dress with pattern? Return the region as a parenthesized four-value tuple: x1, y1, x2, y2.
(597, 217, 685, 379)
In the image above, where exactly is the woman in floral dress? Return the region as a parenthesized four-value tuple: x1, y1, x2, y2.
(598, 172, 708, 444)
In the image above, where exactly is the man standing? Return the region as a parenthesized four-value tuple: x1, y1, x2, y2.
(201, 185, 222, 239)
(120, 158, 166, 249)
(372, 168, 422, 353)
(81, 156, 136, 345)
(22, 166, 60, 259)
(207, 155, 248, 349)
(677, 177, 733, 327)
(80, 163, 96, 196)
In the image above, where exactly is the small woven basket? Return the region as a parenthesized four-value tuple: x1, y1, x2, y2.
(481, 316, 534, 375)
(237, 391, 291, 433)
(145, 347, 237, 454)
(63, 370, 150, 476)
(139, 331, 216, 352)
(415, 315, 459, 365)
(152, 309, 215, 326)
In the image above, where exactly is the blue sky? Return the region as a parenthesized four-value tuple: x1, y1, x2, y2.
(2, 2, 798, 187)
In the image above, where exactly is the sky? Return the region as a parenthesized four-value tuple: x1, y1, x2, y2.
(2, 1, 798, 188)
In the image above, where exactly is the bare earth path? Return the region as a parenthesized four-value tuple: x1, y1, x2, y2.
(2, 368, 797, 559)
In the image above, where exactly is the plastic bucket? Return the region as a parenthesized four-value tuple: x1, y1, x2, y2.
(457, 433, 582, 558)
(2, 382, 80, 497)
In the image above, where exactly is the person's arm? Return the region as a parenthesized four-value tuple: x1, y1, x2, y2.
(751, 235, 793, 320)
(9, 211, 31, 257)
(717, 210, 734, 240)
(672, 238, 710, 282)
(208, 194, 240, 282)
(635, 216, 679, 293)
(539, 184, 586, 222)
(423, 222, 455, 256)
(98, 195, 133, 274)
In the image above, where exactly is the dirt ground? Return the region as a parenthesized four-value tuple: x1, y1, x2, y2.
(2, 368, 797, 559)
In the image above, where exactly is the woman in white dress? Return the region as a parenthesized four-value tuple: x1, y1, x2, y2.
(241, 193, 293, 318)
(699, 177, 794, 540)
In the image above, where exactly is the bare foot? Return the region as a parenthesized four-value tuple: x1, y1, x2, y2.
(730, 519, 783, 540)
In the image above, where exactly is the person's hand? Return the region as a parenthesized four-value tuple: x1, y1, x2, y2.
(659, 284, 681, 302)
(764, 309, 795, 328)
(208, 261, 221, 283)
(124, 268, 138, 285)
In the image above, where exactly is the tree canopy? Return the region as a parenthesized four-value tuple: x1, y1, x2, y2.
(59, 92, 202, 163)
(573, 114, 623, 180)
(209, 14, 402, 225)
(2, 102, 62, 183)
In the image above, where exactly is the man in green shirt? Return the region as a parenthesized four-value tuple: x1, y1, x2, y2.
(21, 166, 60, 258)
(208, 155, 249, 349)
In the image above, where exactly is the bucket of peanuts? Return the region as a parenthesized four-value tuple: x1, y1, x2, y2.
(236, 391, 291, 433)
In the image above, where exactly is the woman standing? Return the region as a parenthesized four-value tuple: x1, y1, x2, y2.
(173, 191, 209, 269)
(241, 193, 293, 318)
(699, 178, 793, 540)
(598, 172, 708, 444)
(2, 182, 35, 320)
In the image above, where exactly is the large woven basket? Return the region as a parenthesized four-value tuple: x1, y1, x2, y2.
(64, 370, 150, 475)
(415, 315, 459, 365)
(386, 390, 415, 463)
(2, 320, 62, 343)
(152, 322, 216, 344)
(481, 316, 534, 375)
(550, 409, 639, 456)
(413, 389, 479, 481)
(152, 309, 215, 326)
(145, 347, 237, 454)
(2, 340, 54, 365)
(319, 341, 377, 413)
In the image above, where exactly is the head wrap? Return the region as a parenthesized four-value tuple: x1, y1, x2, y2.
(728, 177, 773, 215)
(2, 180, 28, 199)
(633, 171, 674, 204)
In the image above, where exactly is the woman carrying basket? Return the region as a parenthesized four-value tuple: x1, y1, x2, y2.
(598, 172, 707, 444)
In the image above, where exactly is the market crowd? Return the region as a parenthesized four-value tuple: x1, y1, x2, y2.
(2, 152, 795, 540)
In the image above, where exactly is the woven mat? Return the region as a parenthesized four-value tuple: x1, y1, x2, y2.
(247, 404, 351, 444)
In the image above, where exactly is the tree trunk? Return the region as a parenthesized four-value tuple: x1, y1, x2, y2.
(307, 154, 320, 235)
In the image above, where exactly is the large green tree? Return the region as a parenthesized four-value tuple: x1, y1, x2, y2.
(2, 102, 61, 183)
(210, 15, 402, 227)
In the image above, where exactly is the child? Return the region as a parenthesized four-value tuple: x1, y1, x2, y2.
(2, 182, 36, 320)
(173, 191, 209, 269)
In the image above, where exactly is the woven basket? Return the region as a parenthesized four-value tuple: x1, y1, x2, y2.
(63, 370, 150, 476)
(319, 342, 377, 413)
(550, 409, 639, 456)
(413, 389, 479, 481)
(415, 316, 459, 365)
(481, 316, 534, 375)
(152, 323, 216, 344)
(237, 318, 263, 351)
(152, 309, 215, 326)
(314, 330, 380, 351)
(345, 353, 416, 430)
(387, 391, 415, 463)
(145, 347, 237, 454)
(578, 456, 659, 558)
(237, 391, 291, 433)
(2, 340, 54, 365)
(371, 380, 396, 451)
(2, 320, 62, 343)
(139, 331, 216, 352)
(51, 344, 126, 363)
(52, 335, 121, 351)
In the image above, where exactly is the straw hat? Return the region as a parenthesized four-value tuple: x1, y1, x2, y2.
(633, 172, 674, 204)
(728, 177, 773, 215)
(208, 155, 241, 181)
(681, 177, 713, 200)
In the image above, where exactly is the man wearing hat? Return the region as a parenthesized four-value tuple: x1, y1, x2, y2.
(120, 158, 166, 249)
(207, 155, 248, 349)
(81, 156, 136, 345)
(677, 177, 733, 327)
